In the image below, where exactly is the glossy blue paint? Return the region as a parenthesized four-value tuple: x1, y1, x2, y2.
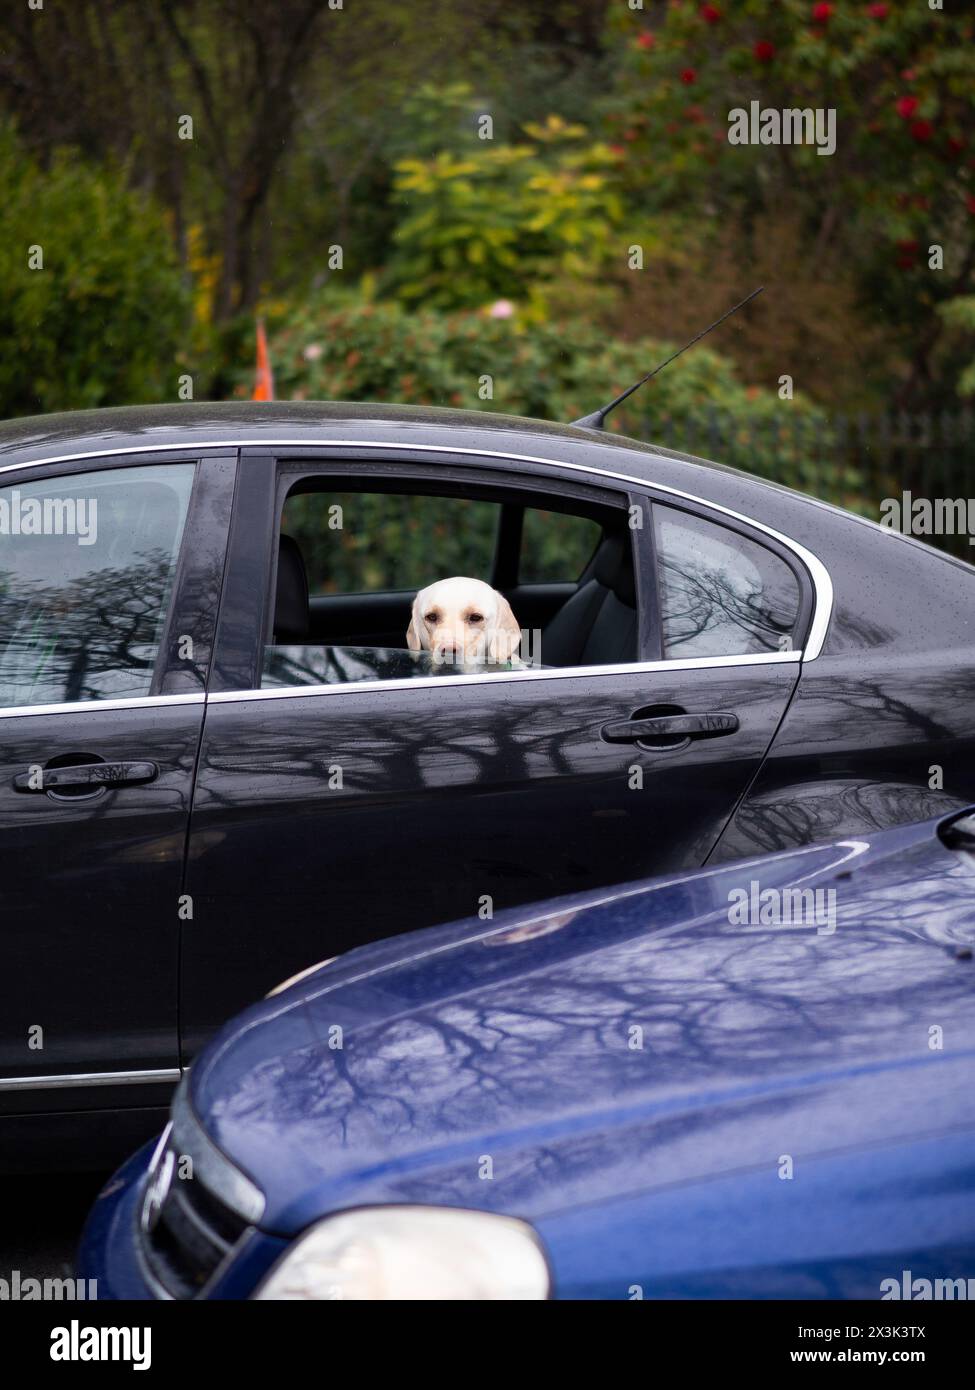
(77, 1139, 289, 1300)
(76, 1142, 158, 1301)
(79, 810, 975, 1299)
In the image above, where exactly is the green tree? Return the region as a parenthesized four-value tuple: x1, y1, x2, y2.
(0, 1, 536, 323)
(385, 107, 624, 314)
(0, 125, 190, 416)
(603, 1, 975, 408)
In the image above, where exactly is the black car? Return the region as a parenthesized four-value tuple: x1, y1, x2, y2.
(1, 400, 973, 1169)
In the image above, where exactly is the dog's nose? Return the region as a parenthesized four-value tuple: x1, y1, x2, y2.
(432, 639, 456, 664)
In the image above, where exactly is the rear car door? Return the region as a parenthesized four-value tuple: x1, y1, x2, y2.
(0, 452, 233, 1141)
(181, 447, 810, 1052)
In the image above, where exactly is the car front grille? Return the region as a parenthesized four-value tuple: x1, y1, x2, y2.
(137, 1081, 265, 1299)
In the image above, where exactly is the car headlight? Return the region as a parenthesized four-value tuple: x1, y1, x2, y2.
(253, 1205, 551, 1300)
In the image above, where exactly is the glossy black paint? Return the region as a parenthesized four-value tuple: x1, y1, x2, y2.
(183, 663, 797, 1053)
(0, 702, 198, 1103)
(1, 401, 974, 1167)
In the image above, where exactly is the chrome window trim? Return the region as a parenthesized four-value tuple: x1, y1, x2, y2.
(0, 691, 204, 720)
(215, 649, 801, 706)
(0, 1067, 181, 1092)
(0, 435, 834, 659)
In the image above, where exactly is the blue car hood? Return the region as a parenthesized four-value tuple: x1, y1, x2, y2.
(191, 816, 975, 1235)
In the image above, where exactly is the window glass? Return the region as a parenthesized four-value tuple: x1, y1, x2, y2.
(284, 490, 499, 595)
(0, 463, 195, 707)
(262, 644, 531, 688)
(654, 506, 801, 657)
(519, 507, 600, 584)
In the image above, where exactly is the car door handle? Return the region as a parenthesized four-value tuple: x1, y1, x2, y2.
(600, 713, 739, 743)
(13, 761, 159, 792)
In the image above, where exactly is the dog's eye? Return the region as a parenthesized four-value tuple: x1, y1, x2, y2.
(468, 613, 484, 624)
(424, 612, 438, 624)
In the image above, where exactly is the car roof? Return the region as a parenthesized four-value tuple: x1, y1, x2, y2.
(0, 399, 734, 478)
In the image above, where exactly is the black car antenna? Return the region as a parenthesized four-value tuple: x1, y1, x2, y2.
(571, 286, 764, 430)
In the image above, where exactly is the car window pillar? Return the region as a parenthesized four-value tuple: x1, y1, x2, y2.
(157, 453, 238, 696)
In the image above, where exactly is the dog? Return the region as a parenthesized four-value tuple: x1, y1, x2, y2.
(406, 577, 522, 666)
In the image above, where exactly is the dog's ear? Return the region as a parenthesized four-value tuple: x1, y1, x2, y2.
(488, 592, 522, 662)
(406, 595, 426, 652)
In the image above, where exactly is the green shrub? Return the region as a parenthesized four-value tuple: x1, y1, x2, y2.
(254, 292, 843, 496)
(940, 297, 975, 397)
(384, 110, 624, 314)
(0, 125, 190, 418)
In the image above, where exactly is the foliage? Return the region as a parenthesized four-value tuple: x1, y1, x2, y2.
(0, 126, 190, 416)
(0, 0, 520, 323)
(603, 0, 975, 407)
(940, 296, 975, 396)
(281, 489, 601, 598)
(0, 1, 969, 425)
(385, 103, 624, 314)
(252, 290, 844, 497)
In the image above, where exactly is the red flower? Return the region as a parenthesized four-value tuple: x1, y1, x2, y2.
(680, 68, 697, 84)
(812, 2, 833, 20)
(895, 240, 920, 254)
(911, 120, 934, 142)
(700, 3, 721, 21)
(867, 2, 888, 17)
(753, 40, 775, 62)
(947, 136, 965, 157)
(636, 32, 655, 50)
(896, 95, 919, 119)
(901, 69, 917, 82)
(967, 194, 975, 216)
(609, 144, 625, 155)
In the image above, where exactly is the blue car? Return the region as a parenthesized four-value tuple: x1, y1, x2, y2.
(78, 810, 975, 1300)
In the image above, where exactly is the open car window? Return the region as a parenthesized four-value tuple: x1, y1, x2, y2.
(518, 508, 601, 584)
(284, 490, 499, 596)
(263, 475, 637, 688)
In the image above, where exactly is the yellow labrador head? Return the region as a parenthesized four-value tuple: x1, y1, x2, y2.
(406, 577, 521, 666)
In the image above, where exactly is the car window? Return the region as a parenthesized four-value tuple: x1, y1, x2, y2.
(262, 644, 509, 688)
(0, 463, 195, 707)
(284, 490, 499, 595)
(519, 507, 600, 584)
(654, 505, 801, 657)
(266, 480, 636, 687)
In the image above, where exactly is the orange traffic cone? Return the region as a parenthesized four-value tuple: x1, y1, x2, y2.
(252, 318, 275, 401)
